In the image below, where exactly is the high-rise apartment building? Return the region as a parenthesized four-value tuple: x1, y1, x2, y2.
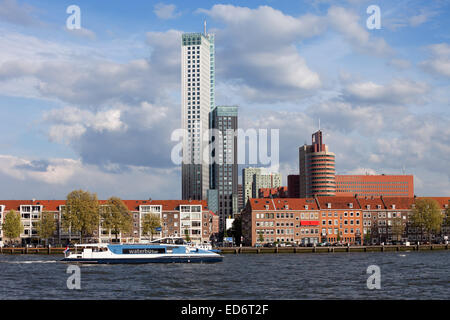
(242, 168, 282, 205)
(181, 28, 215, 200)
(299, 130, 336, 197)
(209, 105, 238, 231)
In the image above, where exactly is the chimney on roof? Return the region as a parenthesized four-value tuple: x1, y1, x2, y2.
(32, 198, 35, 202)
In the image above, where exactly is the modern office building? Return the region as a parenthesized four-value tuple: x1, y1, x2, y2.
(299, 130, 336, 197)
(209, 105, 238, 231)
(181, 27, 215, 200)
(242, 168, 282, 205)
(335, 175, 414, 197)
(237, 184, 244, 212)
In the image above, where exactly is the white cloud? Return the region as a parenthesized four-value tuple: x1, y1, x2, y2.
(43, 106, 127, 144)
(200, 5, 323, 102)
(65, 27, 97, 40)
(327, 6, 392, 56)
(0, 0, 41, 26)
(420, 43, 450, 78)
(154, 3, 180, 19)
(343, 79, 428, 104)
(0, 154, 181, 199)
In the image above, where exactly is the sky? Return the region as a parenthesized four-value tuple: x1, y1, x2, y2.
(0, 0, 449, 200)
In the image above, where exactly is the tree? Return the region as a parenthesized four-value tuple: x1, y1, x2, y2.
(258, 231, 264, 243)
(36, 211, 56, 245)
(62, 190, 99, 243)
(391, 218, 405, 243)
(141, 213, 161, 241)
(410, 198, 443, 243)
(183, 228, 191, 243)
(101, 197, 132, 243)
(2, 210, 23, 243)
(364, 229, 371, 245)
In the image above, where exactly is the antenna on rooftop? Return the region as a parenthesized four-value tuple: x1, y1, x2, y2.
(204, 20, 207, 35)
(319, 118, 321, 131)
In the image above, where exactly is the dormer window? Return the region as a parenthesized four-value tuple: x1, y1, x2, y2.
(377, 205, 381, 209)
(367, 205, 370, 210)
(392, 204, 396, 209)
(327, 203, 331, 209)
(304, 205, 308, 210)
(284, 205, 289, 209)
(349, 203, 353, 208)
(265, 205, 269, 210)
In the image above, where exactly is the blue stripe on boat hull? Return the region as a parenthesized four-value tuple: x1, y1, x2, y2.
(61, 256, 223, 264)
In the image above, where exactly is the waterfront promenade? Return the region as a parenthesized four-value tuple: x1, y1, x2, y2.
(0, 244, 449, 255)
(218, 244, 450, 254)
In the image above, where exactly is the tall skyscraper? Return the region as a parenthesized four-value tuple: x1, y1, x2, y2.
(299, 130, 336, 197)
(210, 105, 238, 231)
(181, 27, 215, 200)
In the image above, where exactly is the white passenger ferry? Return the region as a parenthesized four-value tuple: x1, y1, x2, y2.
(61, 237, 223, 264)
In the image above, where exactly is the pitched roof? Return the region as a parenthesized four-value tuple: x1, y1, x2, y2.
(249, 198, 318, 210)
(0, 200, 208, 212)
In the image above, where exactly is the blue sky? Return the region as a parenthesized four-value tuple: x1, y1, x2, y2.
(0, 0, 449, 200)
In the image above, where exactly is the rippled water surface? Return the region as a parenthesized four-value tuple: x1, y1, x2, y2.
(0, 251, 449, 299)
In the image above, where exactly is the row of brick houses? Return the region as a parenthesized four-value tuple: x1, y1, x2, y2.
(0, 200, 219, 245)
(241, 196, 450, 246)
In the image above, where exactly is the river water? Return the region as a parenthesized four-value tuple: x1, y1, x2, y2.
(0, 251, 448, 299)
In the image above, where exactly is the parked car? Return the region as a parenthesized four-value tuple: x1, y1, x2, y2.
(263, 243, 275, 248)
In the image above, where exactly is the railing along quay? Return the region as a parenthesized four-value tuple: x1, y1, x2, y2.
(217, 244, 450, 254)
(0, 247, 66, 255)
(0, 244, 448, 255)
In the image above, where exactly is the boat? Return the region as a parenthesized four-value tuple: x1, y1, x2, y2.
(61, 237, 223, 264)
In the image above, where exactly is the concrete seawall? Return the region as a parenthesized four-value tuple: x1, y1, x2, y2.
(217, 244, 450, 254)
(0, 244, 448, 255)
(0, 247, 65, 255)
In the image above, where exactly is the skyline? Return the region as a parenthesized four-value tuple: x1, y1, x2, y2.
(0, 0, 449, 200)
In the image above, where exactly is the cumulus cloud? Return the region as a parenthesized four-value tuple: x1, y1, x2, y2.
(342, 79, 429, 104)
(65, 27, 97, 40)
(0, 0, 42, 26)
(327, 6, 392, 56)
(43, 106, 127, 144)
(0, 155, 79, 185)
(420, 43, 450, 78)
(200, 5, 323, 102)
(0, 154, 181, 199)
(154, 3, 180, 19)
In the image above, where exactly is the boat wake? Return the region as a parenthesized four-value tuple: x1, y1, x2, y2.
(2, 260, 58, 264)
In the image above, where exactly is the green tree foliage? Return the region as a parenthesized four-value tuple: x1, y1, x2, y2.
(63, 189, 99, 243)
(141, 213, 161, 241)
(2, 210, 23, 242)
(101, 197, 132, 242)
(258, 231, 264, 243)
(364, 229, 371, 245)
(391, 217, 405, 242)
(445, 203, 450, 227)
(36, 211, 56, 245)
(411, 198, 443, 242)
(184, 228, 191, 243)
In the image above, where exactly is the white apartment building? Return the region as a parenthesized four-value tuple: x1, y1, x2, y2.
(181, 28, 215, 201)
